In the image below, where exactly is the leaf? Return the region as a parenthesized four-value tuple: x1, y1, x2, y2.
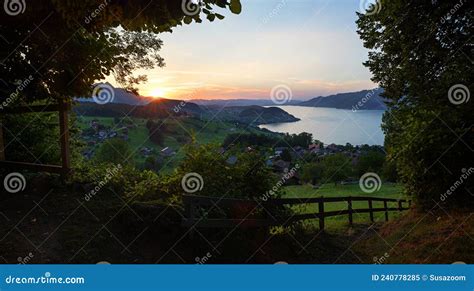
(183, 16, 192, 24)
(230, 0, 242, 14)
(207, 14, 216, 22)
(215, 13, 225, 20)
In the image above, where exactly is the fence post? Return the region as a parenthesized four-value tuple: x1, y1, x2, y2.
(58, 100, 71, 177)
(368, 199, 374, 223)
(186, 197, 196, 239)
(384, 200, 389, 221)
(348, 196, 353, 225)
(0, 120, 4, 161)
(398, 200, 403, 212)
(408, 200, 412, 208)
(318, 197, 325, 231)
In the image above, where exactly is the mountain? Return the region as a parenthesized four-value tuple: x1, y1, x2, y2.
(75, 99, 298, 125)
(214, 105, 300, 125)
(297, 88, 387, 110)
(193, 99, 303, 107)
(76, 83, 151, 106)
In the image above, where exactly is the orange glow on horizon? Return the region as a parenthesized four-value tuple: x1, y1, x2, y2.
(148, 88, 167, 98)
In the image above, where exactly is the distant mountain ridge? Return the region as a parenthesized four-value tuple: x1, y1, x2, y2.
(193, 99, 302, 107)
(75, 97, 299, 125)
(298, 88, 386, 110)
(76, 83, 151, 106)
(78, 85, 386, 111)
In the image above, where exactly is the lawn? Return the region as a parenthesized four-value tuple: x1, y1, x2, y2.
(282, 183, 409, 231)
(75, 115, 265, 171)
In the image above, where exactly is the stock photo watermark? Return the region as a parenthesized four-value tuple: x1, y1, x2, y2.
(181, 172, 204, 193)
(84, 0, 111, 24)
(440, 167, 473, 202)
(0, 75, 34, 110)
(181, 0, 203, 17)
(270, 84, 293, 105)
(260, 164, 300, 201)
(3, 0, 26, 16)
(448, 84, 470, 105)
(92, 83, 115, 105)
(84, 164, 123, 201)
(359, 172, 382, 194)
(3, 172, 26, 193)
(359, 0, 382, 16)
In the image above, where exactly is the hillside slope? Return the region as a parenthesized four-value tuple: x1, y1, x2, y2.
(352, 209, 473, 263)
(298, 88, 387, 110)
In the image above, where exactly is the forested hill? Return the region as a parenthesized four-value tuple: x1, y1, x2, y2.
(74, 100, 299, 125)
(297, 88, 387, 110)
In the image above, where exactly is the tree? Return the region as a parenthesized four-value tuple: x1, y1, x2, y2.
(321, 154, 352, 186)
(170, 143, 276, 200)
(94, 138, 132, 165)
(356, 150, 385, 177)
(279, 149, 292, 162)
(301, 163, 323, 185)
(357, 1, 473, 208)
(0, 0, 241, 103)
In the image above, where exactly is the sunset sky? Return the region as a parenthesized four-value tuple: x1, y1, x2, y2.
(114, 0, 377, 100)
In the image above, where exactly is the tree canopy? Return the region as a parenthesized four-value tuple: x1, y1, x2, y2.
(357, 0, 473, 208)
(0, 0, 241, 103)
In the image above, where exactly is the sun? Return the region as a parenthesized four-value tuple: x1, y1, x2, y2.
(149, 88, 166, 98)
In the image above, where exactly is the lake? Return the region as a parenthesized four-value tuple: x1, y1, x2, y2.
(259, 106, 385, 145)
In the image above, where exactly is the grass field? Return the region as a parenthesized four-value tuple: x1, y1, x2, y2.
(76, 115, 265, 171)
(282, 183, 408, 231)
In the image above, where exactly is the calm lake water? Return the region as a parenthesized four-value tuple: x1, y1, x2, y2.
(259, 106, 385, 145)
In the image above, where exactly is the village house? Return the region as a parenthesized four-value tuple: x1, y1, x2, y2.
(160, 147, 176, 157)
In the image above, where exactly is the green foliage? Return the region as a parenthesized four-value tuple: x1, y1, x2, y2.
(279, 149, 292, 162)
(357, 0, 473, 208)
(301, 163, 323, 184)
(173, 143, 276, 200)
(0, 0, 241, 102)
(145, 119, 165, 146)
(279, 132, 313, 148)
(94, 138, 133, 165)
(321, 154, 352, 185)
(223, 133, 278, 148)
(356, 150, 385, 177)
(3, 112, 83, 165)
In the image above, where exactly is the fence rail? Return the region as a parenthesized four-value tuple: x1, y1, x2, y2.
(0, 100, 71, 176)
(182, 195, 411, 230)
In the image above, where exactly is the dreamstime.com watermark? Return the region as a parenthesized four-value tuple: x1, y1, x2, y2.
(270, 84, 293, 105)
(3, 172, 26, 193)
(352, 88, 378, 112)
(5, 272, 85, 285)
(181, 0, 203, 16)
(195, 252, 212, 264)
(3, 0, 26, 16)
(17, 252, 34, 265)
(261, 0, 286, 25)
(359, 0, 382, 16)
(439, 0, 466, 24)
(181, 172, 204, 194)
(440, 167, 473, 202)
(92, 83, 115, 105)
(84, 0, 111, 24)
(0, 75, 34, 110)
(260, 164, 300, 201)
(448, 84, 470, 105)
(84, 164, 122, 201)
(373, 252, 390, 264)
(359, 172, 382, 193)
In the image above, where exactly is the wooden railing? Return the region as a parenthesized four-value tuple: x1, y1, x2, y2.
(182, 195, 412, 231)
(0, 101, 71, 176)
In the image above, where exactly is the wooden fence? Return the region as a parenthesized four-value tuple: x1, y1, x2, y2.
(182, 195, 412, 231)
(0, 101, 71, 176)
